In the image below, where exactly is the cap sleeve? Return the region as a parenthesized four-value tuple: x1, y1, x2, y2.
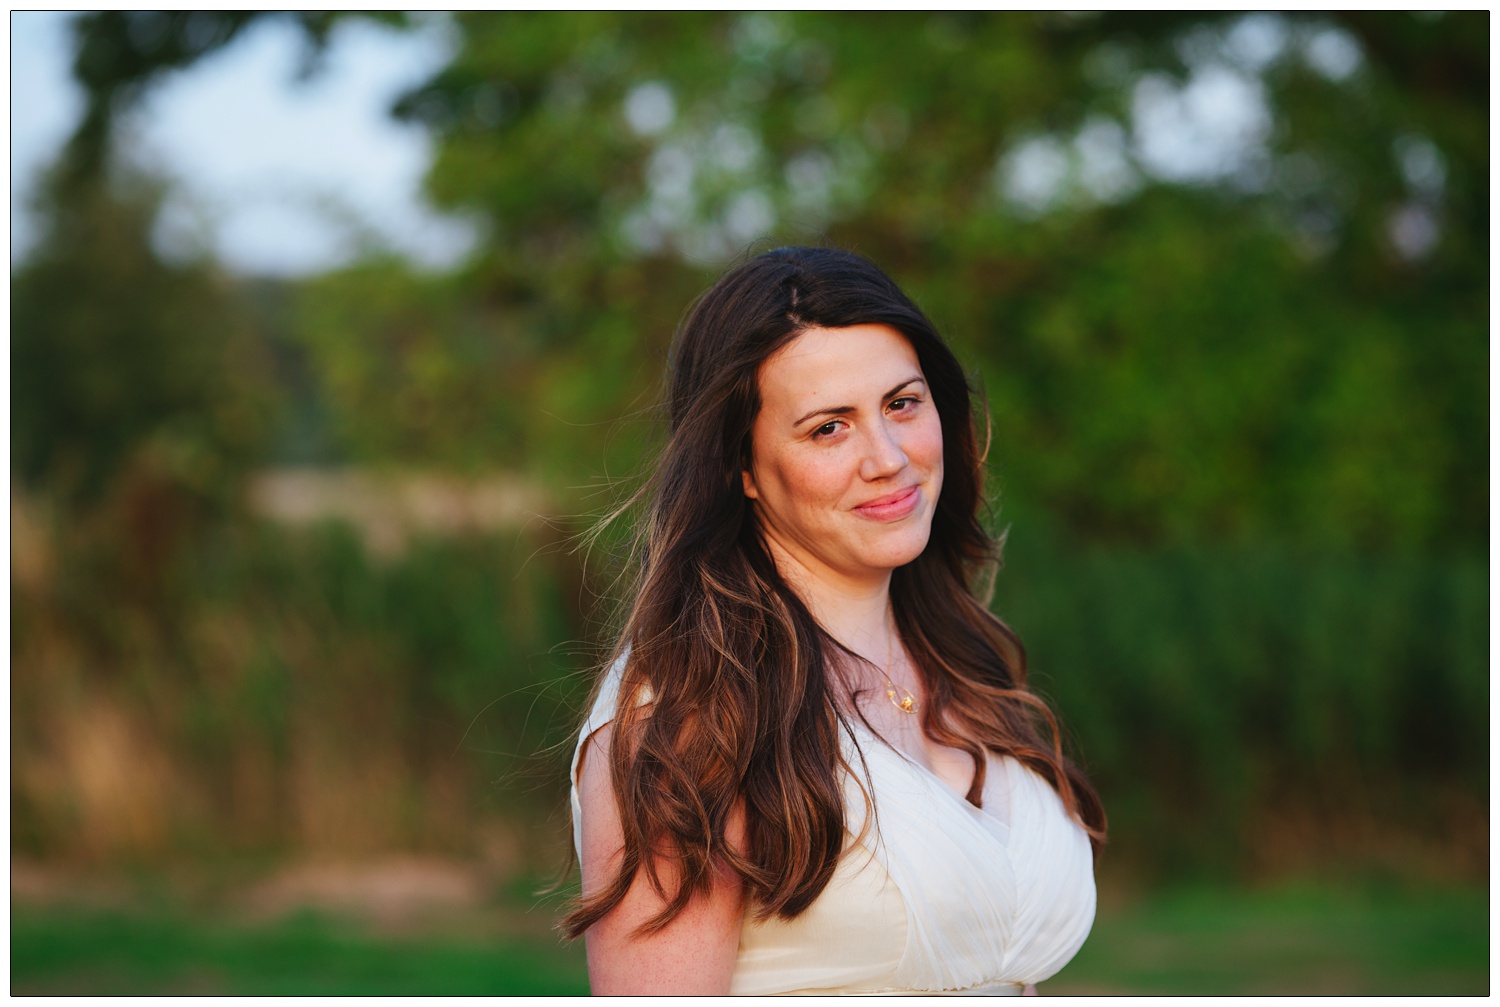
(569, 650, 652, 858)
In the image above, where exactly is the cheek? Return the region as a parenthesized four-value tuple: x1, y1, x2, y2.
(747, 417, 842, 509)
(911, 415, 945, 474)
(776, 451, 851, 509)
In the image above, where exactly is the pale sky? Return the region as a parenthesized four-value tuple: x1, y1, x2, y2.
(11, 11, 478, 277)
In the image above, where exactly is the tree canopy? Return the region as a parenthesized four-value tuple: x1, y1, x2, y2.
(24, 11, 1489, 551)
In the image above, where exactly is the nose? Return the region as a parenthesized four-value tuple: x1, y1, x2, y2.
(858, 420, 909, 481)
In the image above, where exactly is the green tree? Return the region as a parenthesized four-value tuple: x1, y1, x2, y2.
(12, 172, 270, 508)
(384, 11, 1486, 549)
(56, 11, 1485, 549)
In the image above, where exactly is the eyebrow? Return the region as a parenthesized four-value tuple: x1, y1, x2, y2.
(792, 376, 925, 428)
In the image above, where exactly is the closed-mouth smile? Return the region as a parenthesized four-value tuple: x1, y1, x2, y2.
(853, 485, 921, 521)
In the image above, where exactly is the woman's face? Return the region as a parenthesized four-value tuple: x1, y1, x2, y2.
(743, 324, 944, 592)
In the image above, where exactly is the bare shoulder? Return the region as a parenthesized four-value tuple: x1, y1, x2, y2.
(575, 715, 747, 995)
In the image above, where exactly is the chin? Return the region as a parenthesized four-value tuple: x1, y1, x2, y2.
(864, 526, 934, 572)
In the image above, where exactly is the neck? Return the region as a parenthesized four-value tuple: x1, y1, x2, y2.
(761, 536, 893, 662)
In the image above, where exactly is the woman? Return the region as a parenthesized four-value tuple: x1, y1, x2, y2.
(564, 246, 1105, 995)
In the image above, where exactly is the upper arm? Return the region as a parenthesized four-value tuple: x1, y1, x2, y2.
(576, 722, 747, 995)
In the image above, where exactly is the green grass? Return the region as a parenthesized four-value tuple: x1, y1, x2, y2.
(1047, 883, 1488, 995)
(10, 907, 589, 995)
(12, 883, 1486, 995)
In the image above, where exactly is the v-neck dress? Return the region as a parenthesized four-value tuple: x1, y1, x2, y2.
(570, 661, 1096, 996)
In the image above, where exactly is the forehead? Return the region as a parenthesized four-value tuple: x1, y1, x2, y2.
(757, 324, 922, 412)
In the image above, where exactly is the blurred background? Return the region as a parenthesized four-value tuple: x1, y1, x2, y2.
(10, 11, 1487, 994)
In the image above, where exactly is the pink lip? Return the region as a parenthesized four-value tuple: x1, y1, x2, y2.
(853, 485, 921, 522)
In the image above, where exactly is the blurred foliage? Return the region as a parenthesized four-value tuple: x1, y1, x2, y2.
(376, 11, 1484, 550)
(12, 521, 589, 863)
(994, 529, 1487, 880)
(10, 12, 1487, 884)
(48, 11, 1487, 546)
(12, 173, 273, 507)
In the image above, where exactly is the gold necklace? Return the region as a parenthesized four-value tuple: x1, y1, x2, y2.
(884, 610, 918, 715)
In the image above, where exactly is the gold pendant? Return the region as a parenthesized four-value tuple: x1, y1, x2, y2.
(886, 682, 918, 714)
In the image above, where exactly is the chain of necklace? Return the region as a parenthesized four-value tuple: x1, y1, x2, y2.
(883, 608, 919, 715)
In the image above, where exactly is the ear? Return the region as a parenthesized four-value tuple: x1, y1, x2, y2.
(741, 466, 759, 500)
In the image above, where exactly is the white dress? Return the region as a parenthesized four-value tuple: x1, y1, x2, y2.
(570, 662, 1097, 996)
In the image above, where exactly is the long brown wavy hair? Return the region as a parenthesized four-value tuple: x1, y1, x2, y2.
(561, 246, 1104, 939)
